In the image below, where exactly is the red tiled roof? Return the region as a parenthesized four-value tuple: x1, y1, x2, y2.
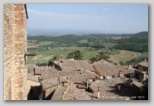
(51, 86, 66, 100)
(27, 73, 39, 82)
(54, 60, 95, 72)
(39, 67, 59, 80)
(62, 84, 90, 100)
(40, 77, 59, 90)
(92, 60, 128, 76)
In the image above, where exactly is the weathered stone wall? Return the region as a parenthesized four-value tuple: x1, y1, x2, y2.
(4, 4, 27, 100)
(4, 4, 14, 100)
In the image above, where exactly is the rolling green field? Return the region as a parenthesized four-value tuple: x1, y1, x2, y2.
(108, 50, 141, 63)
(27, 46, 142, 65)
(78, 39, 88, 44)
(102, 43, 117, 48)
(27, 32, 148, 65)
(27, 46, 98, 64)
(38, 41, 55, 46)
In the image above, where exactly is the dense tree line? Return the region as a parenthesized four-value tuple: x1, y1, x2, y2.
(114, 36, 148, 52)
(28, 31, 148, 52)
(28, 34, 83, 44)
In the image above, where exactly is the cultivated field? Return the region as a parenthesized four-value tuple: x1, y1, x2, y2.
(27, 46, 98, 64)
(108, 50, 141, 63)
(27, 32, 148, 65)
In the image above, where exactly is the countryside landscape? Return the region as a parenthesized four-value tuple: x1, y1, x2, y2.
(27, 31, 148, 66)
(4, 4, 148, 100)
(26, 30, 148, 100)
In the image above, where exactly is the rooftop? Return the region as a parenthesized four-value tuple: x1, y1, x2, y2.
(138, 61, 148, 67)
(92, 60, 128, 76)
(89, 78, 142, 100)
(27, 73, 39, 82)
(39, 67, 59, 80)
(62, 84, 90, 100)
(51, 86, 66, 100)
(40, 77, 59, 90)
(53, 59, 95, 72)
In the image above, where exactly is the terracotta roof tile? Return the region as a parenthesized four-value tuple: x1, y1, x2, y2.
(40, 77, 59, 90)
(51, 86, 66, 100)
(54, 60, 95, 72)
(39, 67, 59, 80)
(27, 73, 39, 82)
(62, 84, 90, 100)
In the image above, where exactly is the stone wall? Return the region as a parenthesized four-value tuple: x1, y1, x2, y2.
(4, 4, 14, 100)
(4, 4, 27, 100)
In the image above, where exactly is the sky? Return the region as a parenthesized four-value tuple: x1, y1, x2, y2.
(27, 4, 148, 34)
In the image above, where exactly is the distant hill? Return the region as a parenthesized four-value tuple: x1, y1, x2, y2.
(27, 28, 101, 36)
(28, 28, 148, 38)
(114, 31, 148, 52)
(134, 31, 148, 37)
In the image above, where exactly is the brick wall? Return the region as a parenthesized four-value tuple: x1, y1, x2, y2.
(4, 4, 27, 100)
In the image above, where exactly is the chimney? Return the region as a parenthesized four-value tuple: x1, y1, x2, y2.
(144, 59, 147, 62)
(97, 86, 100, 98)
(128, 65, 132, 69)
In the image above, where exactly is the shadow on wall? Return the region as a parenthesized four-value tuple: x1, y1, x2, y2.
(27, 85, 41, 100)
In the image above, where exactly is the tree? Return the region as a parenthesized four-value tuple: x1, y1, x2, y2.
(67, 50, 83, 60)
(97, 51, 109, 60)
(48, 56, 59, 66)
(90, 51, 109, 63)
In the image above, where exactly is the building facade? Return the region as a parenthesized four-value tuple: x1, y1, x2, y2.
(4, 4, 28, 100)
